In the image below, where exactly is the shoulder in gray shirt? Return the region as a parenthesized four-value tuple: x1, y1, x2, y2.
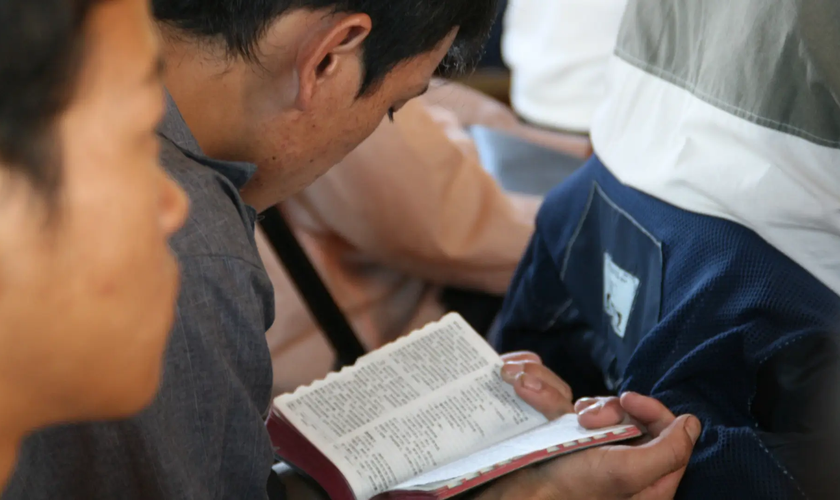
(3, 94, 276, 500)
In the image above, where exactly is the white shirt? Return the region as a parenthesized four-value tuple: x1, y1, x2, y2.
(592, 56, 840, 297)
(502, 0, 628, 133)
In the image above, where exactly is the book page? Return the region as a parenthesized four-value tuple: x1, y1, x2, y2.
(275, 314, 547, 500)
(389, 414, 639, 492)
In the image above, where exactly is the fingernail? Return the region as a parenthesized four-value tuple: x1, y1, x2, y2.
(579, 399, 604, 415)
(518, 372, 543, 392)
(685, 416, 701, 444)
(501, 362, 525, 383)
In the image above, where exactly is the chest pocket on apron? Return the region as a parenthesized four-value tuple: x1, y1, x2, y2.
(560, 183, 663, 388)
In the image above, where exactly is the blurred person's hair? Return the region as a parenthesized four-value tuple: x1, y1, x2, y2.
(0, 0, 104, 198)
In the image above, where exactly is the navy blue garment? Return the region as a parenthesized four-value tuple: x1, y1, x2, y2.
(494, 155, 840, 499)
(476, 0, 507, 69)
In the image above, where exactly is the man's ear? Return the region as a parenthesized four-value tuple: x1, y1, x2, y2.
(295, 13, 372, 110)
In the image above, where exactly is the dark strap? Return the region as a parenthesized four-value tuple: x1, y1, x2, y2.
(259, 206, 367, 367)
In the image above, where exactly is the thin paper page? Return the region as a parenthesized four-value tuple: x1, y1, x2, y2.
(390, 414, 635, 491)
(275, 314, 547, 500)
(276, 314, 506, 441)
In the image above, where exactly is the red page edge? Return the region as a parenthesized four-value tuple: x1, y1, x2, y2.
(266, 407, 357, 500)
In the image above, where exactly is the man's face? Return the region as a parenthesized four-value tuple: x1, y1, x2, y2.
(235, 17, 459, 208)
(0, 0, 188, 425)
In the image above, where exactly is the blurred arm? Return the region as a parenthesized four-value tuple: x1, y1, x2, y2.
(423, 80, 592, 159)
(284, 98, 540, 295)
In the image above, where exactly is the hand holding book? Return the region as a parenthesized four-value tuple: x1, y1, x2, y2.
(474, 392, 702, 500)
(268, 315, 701, 500)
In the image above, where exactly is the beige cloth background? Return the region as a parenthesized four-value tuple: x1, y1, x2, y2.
(257, 84, 544, 395)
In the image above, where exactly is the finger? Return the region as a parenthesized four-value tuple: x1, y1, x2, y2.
(511, 371, 574, 420)
(576, 397, 627, 429)
(620, 392, 677, 437)
(501, 351, 542, 364)
(608, 414, 701, 494)
(502, 362, 573, 402)
(574, 398, 601, 413)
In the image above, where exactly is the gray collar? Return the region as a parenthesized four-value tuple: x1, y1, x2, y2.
(158, 90, 257, 190)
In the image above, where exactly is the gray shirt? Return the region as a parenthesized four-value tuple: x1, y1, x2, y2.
(2, 94, 276, 500)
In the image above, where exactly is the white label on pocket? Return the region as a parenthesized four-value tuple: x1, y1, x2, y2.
(603, 253, 640, 339)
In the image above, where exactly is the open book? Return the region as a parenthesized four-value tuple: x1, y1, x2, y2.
(267, 314, 641, 500)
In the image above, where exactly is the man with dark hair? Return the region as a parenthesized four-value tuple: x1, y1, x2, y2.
(151, 0, 499, 211)
(4, 2, 499, 499)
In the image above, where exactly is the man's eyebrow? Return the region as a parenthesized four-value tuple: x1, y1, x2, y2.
(146, 54, 165, 84)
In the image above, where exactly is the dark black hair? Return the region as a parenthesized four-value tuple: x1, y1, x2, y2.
(0, 0, 101, 197)
(152, 0, 499, 95)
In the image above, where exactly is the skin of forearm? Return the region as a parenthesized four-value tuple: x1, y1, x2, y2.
(505, 124, 593, 159)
